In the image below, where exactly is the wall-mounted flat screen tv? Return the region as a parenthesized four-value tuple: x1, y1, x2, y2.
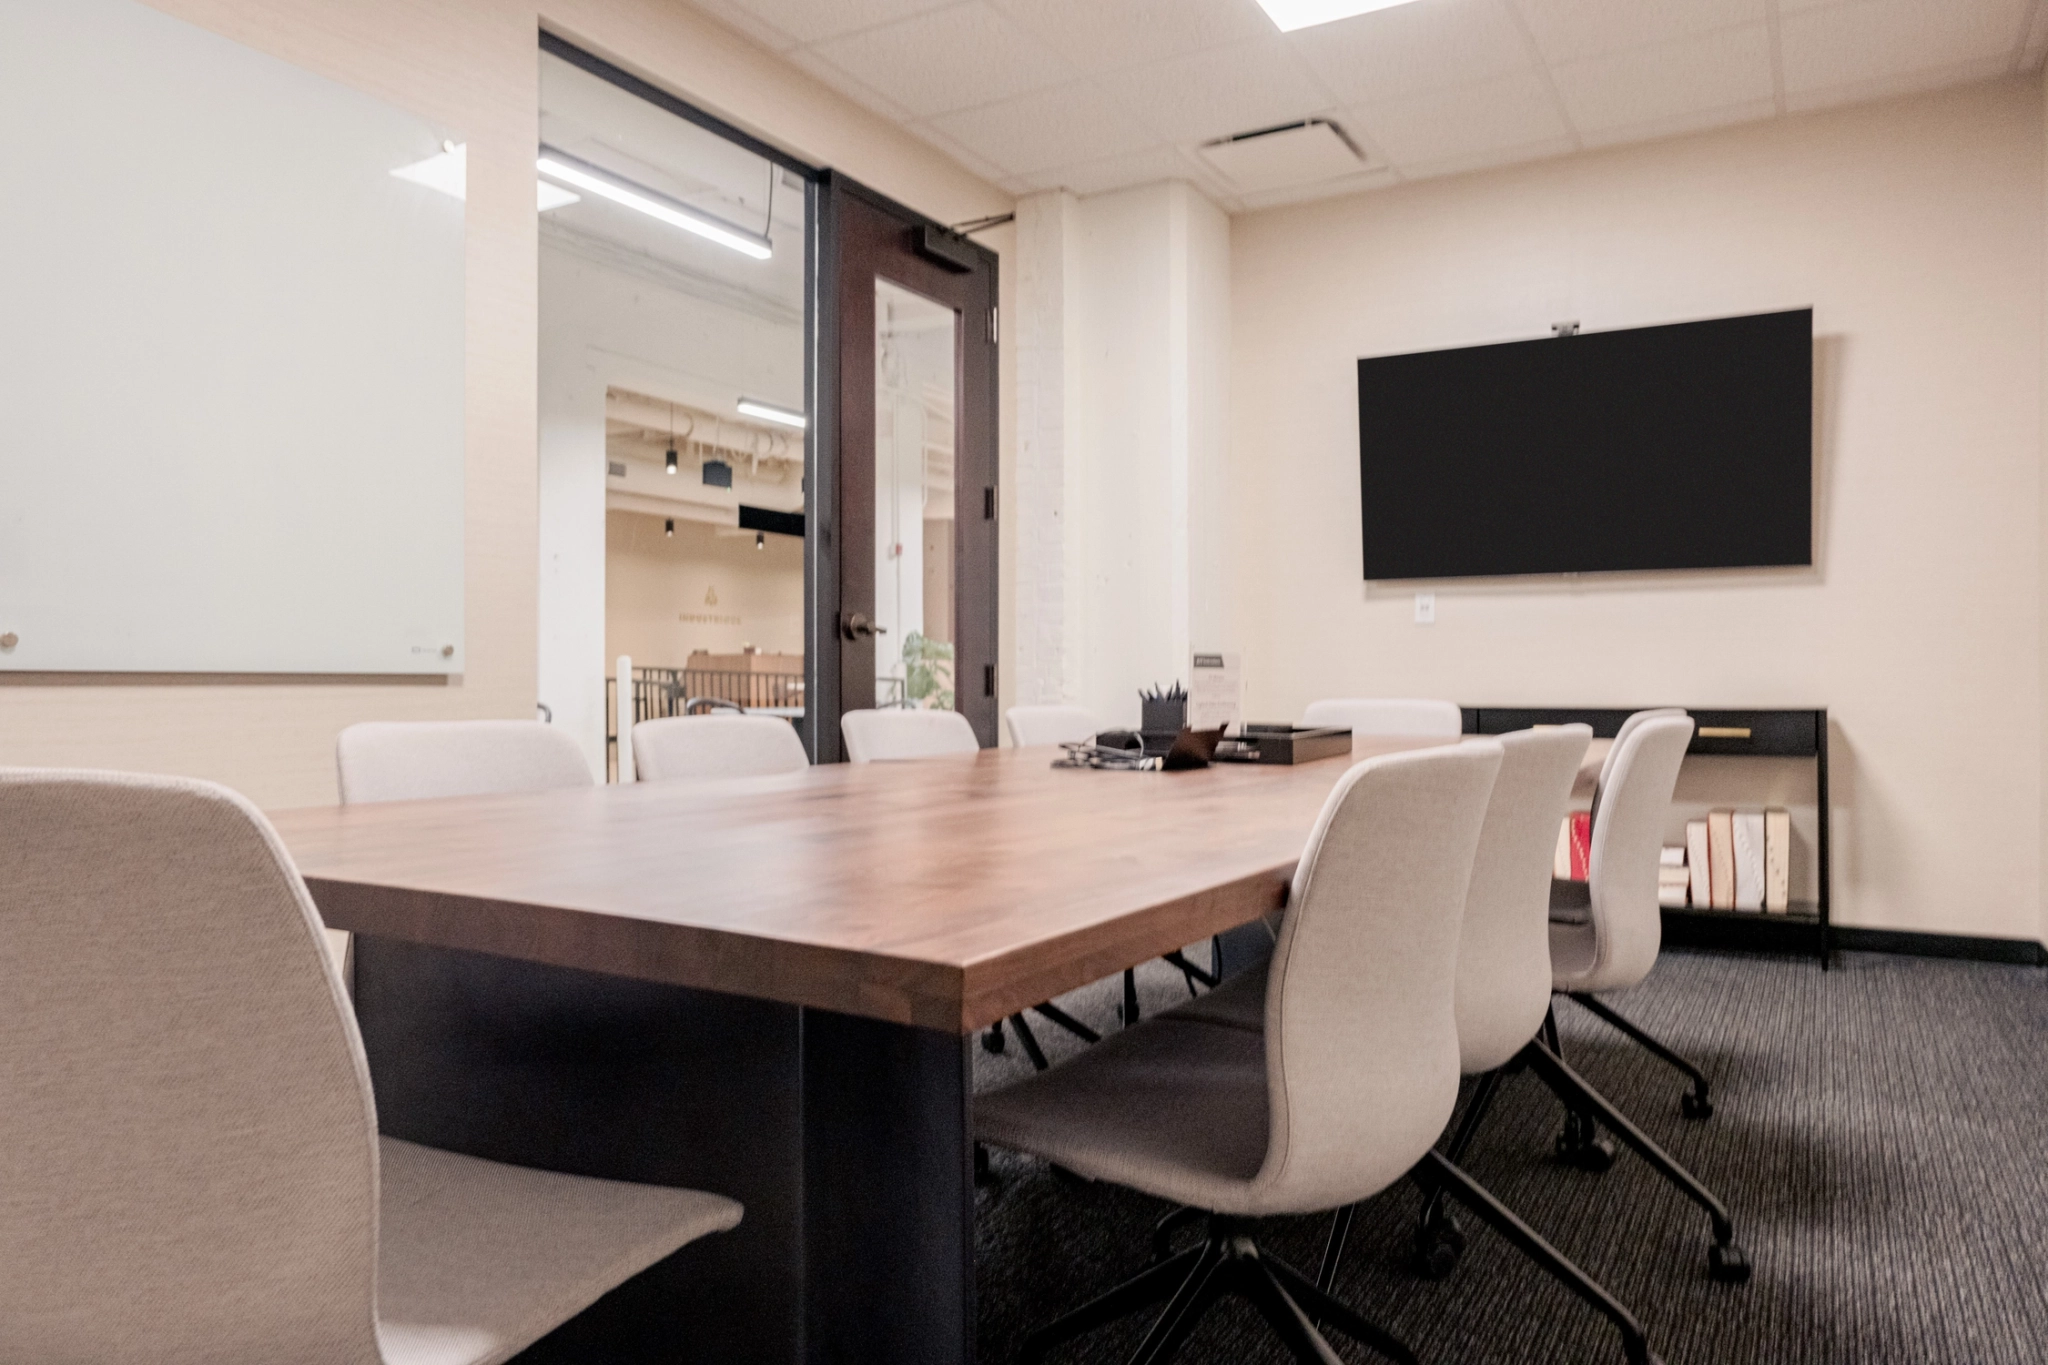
(1357, 308, 1812, 580)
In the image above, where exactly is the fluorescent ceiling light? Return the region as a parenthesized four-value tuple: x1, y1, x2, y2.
(537, 145, 773, 260)
(393, 142, 580, 212)
(737, 398, 806, 429)
(1253, 0, 1425, 33)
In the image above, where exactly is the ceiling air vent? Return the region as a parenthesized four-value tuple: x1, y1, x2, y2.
(1197, 119, 1369, 193)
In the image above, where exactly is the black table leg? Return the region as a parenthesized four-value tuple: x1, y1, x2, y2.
(803, 1008, 975, 1365)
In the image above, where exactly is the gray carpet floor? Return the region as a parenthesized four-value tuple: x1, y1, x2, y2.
(972, 948, 2048, 1364)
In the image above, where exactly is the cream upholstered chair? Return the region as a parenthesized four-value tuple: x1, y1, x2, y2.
(632, 713, 807, 782)
(0, 768, 740, 1365)
(1004, 704, 1099, 747)
(1302, 696, 1463, 739)
(1169, 723, 1748, 1318)
(840, 706, 979, 763)
(336, 719, 593, 803)
(1549, 713, 1718, 1117)
(978, 741, 1503, 1365)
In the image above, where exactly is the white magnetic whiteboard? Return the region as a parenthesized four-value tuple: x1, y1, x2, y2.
(0, 0, 465, 674)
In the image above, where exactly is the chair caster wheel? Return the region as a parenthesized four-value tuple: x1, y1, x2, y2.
(1411, 1215, 1466, 1280)
(1708, 1242, 1752, 1284)
(1681, 1091, 1714, 1120)
(1555, 1129, 1616, 1173)
(981, 1025, 1005, 1055)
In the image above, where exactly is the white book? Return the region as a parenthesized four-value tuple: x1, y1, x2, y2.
(1686, 820, 1711, 909)
(1658, 879, 1689, 907)
(1765, 808, 1791, 913)
(1660, 845, 1687, 867)
(1733, 811, 1766, 911)
(1554, 816, 1574, 880)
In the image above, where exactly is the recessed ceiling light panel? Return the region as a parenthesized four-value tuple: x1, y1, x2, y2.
(1254, 0, 1425, 34)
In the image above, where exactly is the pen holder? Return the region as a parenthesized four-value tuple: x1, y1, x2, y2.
(1142, 697, 1186, 733)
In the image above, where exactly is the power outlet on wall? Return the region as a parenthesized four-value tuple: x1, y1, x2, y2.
(1414, 593, 1436, 625)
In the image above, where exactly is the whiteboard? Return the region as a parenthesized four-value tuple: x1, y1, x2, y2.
(0, 0, 465, 674)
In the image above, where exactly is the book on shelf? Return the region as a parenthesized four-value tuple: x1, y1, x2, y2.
(1707, 809, 1737, 910)
(1657, 864, 1691, 907)
(1685, 819, 1711, 910)
(1553, 810, 1591, 881)
(1732, 811, 1766, 911)
(1765, 808, 1791, 913)
(1660, 844, 1686, 867)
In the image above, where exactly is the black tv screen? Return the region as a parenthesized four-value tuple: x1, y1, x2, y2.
(1358, 308, 1812, 579)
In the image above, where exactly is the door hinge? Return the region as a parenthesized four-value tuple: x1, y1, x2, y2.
(989, 307, 998, 344)
(983, 485, 996, 520)
(984, 663, 995, 697)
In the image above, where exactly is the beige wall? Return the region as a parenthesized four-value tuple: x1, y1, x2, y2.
(605, 511, 803, 669)
(0, 0, 1008, 807)
(1229, 78, 2045, 943)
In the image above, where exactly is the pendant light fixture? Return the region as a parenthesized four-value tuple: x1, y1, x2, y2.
(755, 531, 766, 550)
(665, 518, 674, 537)
(665, 403, 678, 474)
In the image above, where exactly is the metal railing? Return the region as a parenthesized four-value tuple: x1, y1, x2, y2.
(605, 664, 805, 779)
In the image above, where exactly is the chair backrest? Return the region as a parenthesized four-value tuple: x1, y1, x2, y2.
(1302, 697, 1463, 738)
(1252, 741, 1502, 1214)
(633, 714, 809, 783)
(0, 770, 381, 1363)
(1584, 714, 1696, 990)
(1454, 726, 1591, 1074)
(840, 708, 979, 763)
(1004, 705, 1099, 748)
(336, 719, 592, 804)
(1589, 707, 1688, 830)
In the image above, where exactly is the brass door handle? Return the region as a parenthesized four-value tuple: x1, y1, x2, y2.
(842, 612, 888, 641)
(1697, 726, 1752, 739)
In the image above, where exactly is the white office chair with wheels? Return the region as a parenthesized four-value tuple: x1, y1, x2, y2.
(1005, 704, 1099, 748)
(840, 707, 979, 763)
(1303, 697, 1463, 739)
(633, 714, 808, 782)
(0, 768, 740, 1365)
(978, 741, 1504, 1365)
(336, 719, 593, 803)
(1551, 712, 1722, 1120)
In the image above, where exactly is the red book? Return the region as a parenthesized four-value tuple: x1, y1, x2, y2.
(1569, 810, 1591, 881)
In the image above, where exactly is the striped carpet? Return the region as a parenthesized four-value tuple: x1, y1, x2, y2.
(972, 948, 2048, 1364)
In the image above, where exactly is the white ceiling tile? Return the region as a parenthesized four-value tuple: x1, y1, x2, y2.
(1397, 134, 1579, 182)
(806, 5, 1078, 118)
(988, 0, 1277, 73)
(1783, 52, 2014, 110)
(1349, 69, 1570, 169)
(1779, 0, 2029, 94)
(1286, 0, 1532, 105)
(1234, 166, 1401, 211)
(1551, 23, 1775, 133)
(929, 79, 1162, 173)
(685, 0, 803, 51)
(1015, 144, 1210, 196)
(1576, 95, 1777, 148)
(908, 121, 1019, 185)
(1509, 0, 1768, 65)
(699, 0, 959, 45)
(1109, 36, 1339, 145)
(783, 47, 915, 122)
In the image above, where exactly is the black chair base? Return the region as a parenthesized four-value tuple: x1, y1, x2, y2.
(1023, 1215, 1415, 1365)
(1560, 990, 1715, 1119)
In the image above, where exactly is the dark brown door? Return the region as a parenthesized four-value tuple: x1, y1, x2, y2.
(807, 175, 998, 761)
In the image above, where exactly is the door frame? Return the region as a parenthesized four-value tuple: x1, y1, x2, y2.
(807, 173, 999, 762)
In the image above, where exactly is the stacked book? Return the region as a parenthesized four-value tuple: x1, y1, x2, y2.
(1666, 809, 1792, 913)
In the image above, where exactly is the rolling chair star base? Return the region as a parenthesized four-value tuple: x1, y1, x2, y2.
(1560, 990, 1716, 1119)
(983, 1001, 1103, 1070)
(1024, 1215, 1416, 1365)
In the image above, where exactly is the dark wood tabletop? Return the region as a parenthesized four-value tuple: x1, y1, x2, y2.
(269, 737, 1464, 1034)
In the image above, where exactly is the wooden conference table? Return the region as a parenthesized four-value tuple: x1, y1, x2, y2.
(272, 737, 1477, 1364)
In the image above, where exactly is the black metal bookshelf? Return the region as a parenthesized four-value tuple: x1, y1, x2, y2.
(1464, 707, 1831, 968)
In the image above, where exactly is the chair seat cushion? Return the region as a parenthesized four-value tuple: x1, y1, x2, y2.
(1549, 918, 1599, 992)
(1548, 877, 1591, 924)
(375, 1138, 742, 1365)
(976, 1018, 1275, 1216)
(1159, 965, 1266, 1033)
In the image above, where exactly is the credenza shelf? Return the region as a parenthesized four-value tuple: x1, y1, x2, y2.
(1465, 706, 1832, 968)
